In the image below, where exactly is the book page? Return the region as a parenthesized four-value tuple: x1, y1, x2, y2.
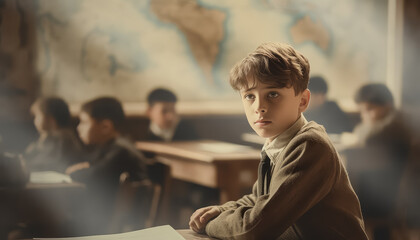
(34, 225, 185, 240)
(30, 171, 73, 184)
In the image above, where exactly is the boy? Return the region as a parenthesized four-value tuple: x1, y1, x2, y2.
(25, 97, 82, 172)
(343, 84, 412, 239)
(189, 43, 368, 239)
(146, 88, 197, 141)
(305, 76, 353, 134)
(146, 88, 211, 227)
(66, 97, 148, 234)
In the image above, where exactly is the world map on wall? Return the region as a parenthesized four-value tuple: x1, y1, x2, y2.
(35, 0, 387, 103)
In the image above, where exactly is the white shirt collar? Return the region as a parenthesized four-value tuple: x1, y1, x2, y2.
(262, 114, 308, 165)
(150, 122, 176, 142)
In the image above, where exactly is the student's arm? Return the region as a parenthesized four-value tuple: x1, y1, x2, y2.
(205, 135, 338, 240)
(65, 162, 90, 175)
(218, 181, 258, 211)
(190, 182, 258, 232)
(68, 149, 123, 184)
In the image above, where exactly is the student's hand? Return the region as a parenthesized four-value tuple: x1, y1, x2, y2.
(65, 162, 90, 175)
(189, 206, 221, 233)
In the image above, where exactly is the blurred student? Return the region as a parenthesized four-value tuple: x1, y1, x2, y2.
(345, 84, 412, 209)
(189, 43, 368, 239)
(66, 97, 148, 235)
(343, 83, 412, 239)
(146, 88, 197, 141)
(24, 97, 82, 173)
(146, 88, 213, 227)
(305, 76, 353, 134)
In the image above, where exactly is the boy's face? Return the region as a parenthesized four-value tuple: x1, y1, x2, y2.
(147, 102, 179, 130)
(240, 81, 310, 142)
(77, 111, 105, 145)
(358, 102, 391, 125)
(31, 104, 55, 134)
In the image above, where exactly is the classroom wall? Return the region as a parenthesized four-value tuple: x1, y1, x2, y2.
(0, 0, 39, 152)
(402, 0, 420, 136)
(1, 0, 391, 108)
(3, 0, 420, 151)
(30, 0, 388, 111)
(0, 0, 38, 119)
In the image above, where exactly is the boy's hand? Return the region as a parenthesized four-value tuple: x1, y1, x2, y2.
(65, 162, 90, 175)
(189, 206, 221, 233)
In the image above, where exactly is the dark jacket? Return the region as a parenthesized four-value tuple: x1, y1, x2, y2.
(205, 121, 367, 240)
(146, 120, 198, 142)
(70, 137, 148, 234)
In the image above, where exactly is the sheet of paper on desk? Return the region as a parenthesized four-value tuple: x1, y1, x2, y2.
(34, 225, 185, 240)
(199, 142, 249, 153)
(30, 171, 73, 184)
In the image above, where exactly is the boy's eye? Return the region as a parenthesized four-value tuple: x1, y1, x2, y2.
(244, 94, 255, 100)
(268, 92, 279, 98)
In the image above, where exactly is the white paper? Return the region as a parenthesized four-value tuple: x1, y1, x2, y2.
(30, 171, 73, 184)
(34, 225, 185, 240)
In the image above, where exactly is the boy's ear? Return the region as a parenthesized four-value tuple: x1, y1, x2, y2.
(298, 89, 311, 113)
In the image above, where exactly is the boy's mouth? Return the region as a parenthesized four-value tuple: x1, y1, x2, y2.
(254, 119, 272, 126)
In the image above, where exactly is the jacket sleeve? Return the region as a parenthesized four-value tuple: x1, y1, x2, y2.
(70, 148, 125, 185)
(205, 134, 338, 240)
(217, 181, 258, 212)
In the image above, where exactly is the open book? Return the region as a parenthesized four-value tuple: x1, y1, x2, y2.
(30, 171, 73, 184)
(35, 225, 185, 240)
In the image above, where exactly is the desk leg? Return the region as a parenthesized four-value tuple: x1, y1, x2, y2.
(217, 162, 258, 204)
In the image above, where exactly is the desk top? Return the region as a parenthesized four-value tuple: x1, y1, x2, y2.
(0, 182, 85, 192)
(25, 181, 85, 189)
(136, 140, 261, 163)
(241, 132, 265, 145)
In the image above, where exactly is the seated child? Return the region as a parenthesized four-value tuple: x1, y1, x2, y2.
(66, 97, 148, 235)
(305, 76, 353, 134)
(146, 88, 197, 141)
(146, 89, 213, 227)
(189, 43, 368, 239)
(343, 83, 412, 220)
(24, 97, 82, 173)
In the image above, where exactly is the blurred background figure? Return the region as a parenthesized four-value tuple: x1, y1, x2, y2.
(66, 97, 149, 235)
(306, 76, 354, 134)
(145, 89, 215, 228)
(146, 88, 197, 142)
(342, 83, 413, 240)
(24, 97, 83, 173)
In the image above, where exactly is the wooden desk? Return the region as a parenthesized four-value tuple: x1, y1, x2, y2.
(241, 132, 265, 145)
(136, 140, 261, 203)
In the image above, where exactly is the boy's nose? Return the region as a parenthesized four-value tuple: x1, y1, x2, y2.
(255, 108, 266, 114)
(255, 98, 267, 114)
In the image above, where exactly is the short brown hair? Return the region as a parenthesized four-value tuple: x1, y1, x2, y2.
(355, 83, 394, 106)
(32, 97, 71, 128)
(229, 42, 310, 95)
(147, 88, 177, 106)
(81, 97, 125, 131)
